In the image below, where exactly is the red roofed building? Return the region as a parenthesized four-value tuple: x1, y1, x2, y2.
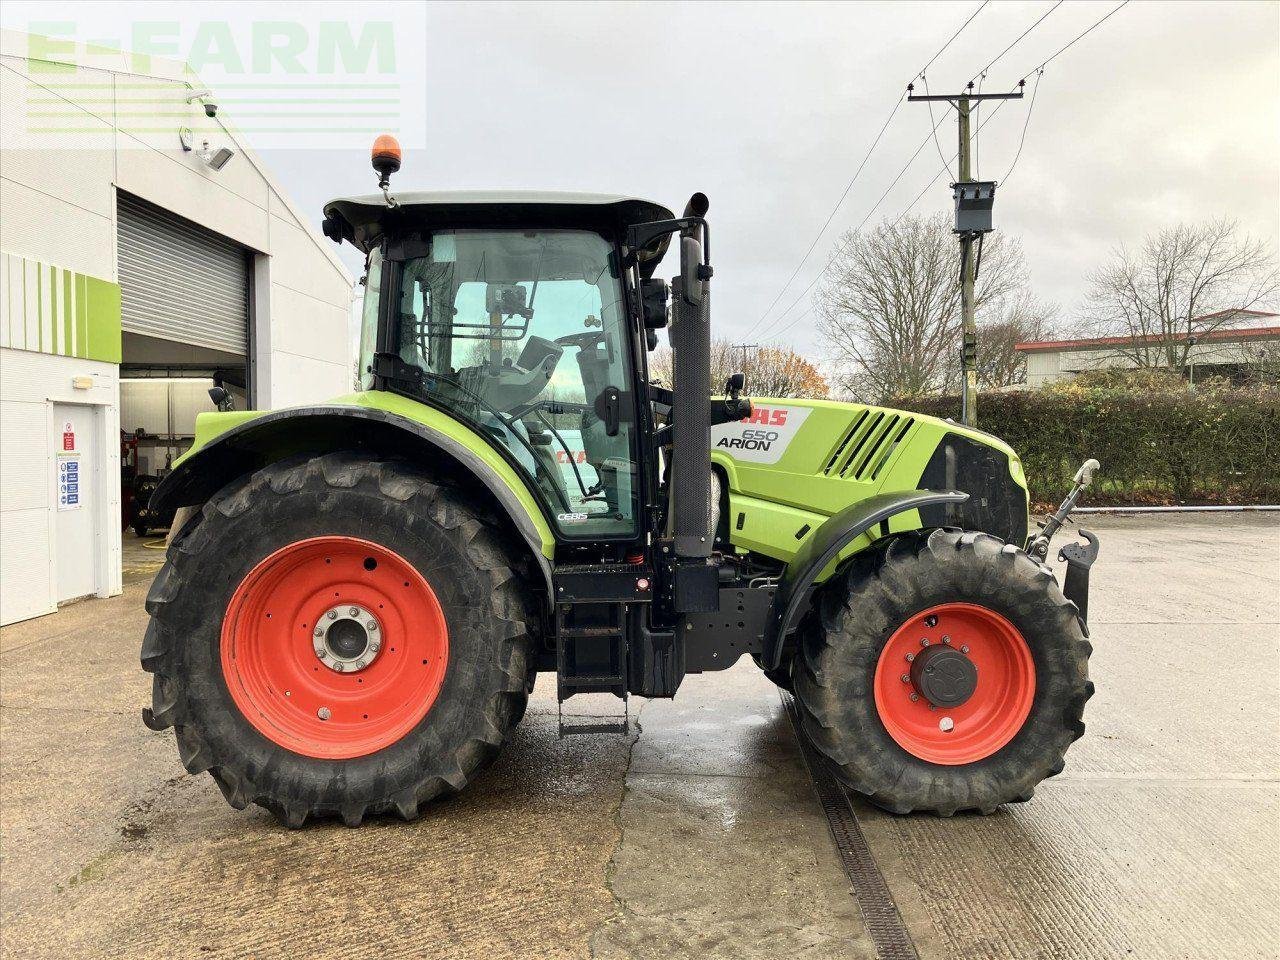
(1014, 310, 1280, 388)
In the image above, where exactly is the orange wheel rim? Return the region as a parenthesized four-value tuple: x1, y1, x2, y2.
(873, 602, 1034, 765)
(220, 536, 448, 760)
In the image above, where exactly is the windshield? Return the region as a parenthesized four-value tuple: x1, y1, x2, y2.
(361, 229, 637, 539)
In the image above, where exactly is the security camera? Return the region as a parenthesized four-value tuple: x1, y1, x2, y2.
(185, 89, 218, 118)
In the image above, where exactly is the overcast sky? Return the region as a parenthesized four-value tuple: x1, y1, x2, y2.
(11, 1, 1279, 358)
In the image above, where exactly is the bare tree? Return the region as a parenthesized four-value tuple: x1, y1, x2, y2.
(977, 291, 1057, 389)
(815, 214, 1033, 401)
(650, 339, 829, 398)
(1082, 219, 1278, 369)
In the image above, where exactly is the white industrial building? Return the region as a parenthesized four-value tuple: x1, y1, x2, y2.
(0, 31, 354, 625)
(1016, 311, 1280, 389)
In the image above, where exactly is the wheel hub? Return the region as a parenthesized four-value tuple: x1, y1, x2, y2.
(909, 644, 978, 707)
(873, 602, 1035, 765)
(220, 536, 449, 760)
(314, 604, 381, 672)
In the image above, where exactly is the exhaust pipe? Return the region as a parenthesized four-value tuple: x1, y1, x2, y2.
(669, 194, 719, 612)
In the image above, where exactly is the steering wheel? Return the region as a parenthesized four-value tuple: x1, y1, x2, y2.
(554, 331, 605, 351)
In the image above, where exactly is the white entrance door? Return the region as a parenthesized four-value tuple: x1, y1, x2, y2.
(53, 404, 98, 603)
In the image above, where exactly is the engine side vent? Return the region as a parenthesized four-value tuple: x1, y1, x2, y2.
(849, 414, 916, 481)
(867, 417, 915, 480)
(835, 411, 884, 477)
(822, 410, 870, 475)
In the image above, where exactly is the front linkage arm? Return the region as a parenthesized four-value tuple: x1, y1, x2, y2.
(1027, 458, 1102, 623)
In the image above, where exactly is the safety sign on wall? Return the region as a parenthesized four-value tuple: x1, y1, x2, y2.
(58, 455, 82, 511)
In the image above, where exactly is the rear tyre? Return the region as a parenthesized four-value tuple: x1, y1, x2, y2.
(141, 452, 538, 827)
(754, 654, 795, 692)
(793, 528, 1092, 816)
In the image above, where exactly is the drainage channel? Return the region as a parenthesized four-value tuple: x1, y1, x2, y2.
(782, 690, 920, 960)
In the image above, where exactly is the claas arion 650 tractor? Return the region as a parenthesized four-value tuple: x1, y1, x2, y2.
(141, 137, 1100, 827)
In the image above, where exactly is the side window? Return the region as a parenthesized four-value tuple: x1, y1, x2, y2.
(357, 250, 383, 391)
(389, 230, 638, 539)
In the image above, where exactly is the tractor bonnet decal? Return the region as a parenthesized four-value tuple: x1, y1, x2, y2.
(711, 405, 812, 465)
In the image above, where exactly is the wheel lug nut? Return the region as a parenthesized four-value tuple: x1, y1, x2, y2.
(942, 635, 951, 645)
(961, 645, 970, 654)
(909, 693, 919, 702)
(368, 621, 378, 632)
(317, 707, 331, 720)
(349, 607, 359, 616)
(314, 627, 323, 637)
(905, 652, 915, 662)
(332, 662, 344, 673)
(354, 660, 366, 671)
(315, 646, 326, 657)
(900, 674, 910, 683)
(920, 638, 930, 647)
(369, 641, 381, 654)
(328, 611, 337, 620)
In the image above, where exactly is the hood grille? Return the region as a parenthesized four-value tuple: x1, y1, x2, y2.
(823, 411, 915, 481)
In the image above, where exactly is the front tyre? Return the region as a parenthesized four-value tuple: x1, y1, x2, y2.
(141, 453, 537, 827)
(793, 528, 1092, 816)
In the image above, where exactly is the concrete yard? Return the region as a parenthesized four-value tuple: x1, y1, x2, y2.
(2, 514, 1277, 959)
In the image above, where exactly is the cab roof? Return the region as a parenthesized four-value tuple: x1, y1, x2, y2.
(323, 190, 677, 275)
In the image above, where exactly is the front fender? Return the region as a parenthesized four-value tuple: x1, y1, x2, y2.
(760, 489, 968, 670)
(151, 405, 557, 589)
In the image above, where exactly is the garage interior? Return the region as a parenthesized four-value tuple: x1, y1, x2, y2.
(116, 192, 252, 537)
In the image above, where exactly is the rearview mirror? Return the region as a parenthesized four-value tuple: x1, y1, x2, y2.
(680, 236, 704, 306)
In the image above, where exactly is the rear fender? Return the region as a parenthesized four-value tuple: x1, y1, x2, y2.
(760, 489, 968, 670)
(150, 405, 555, 595)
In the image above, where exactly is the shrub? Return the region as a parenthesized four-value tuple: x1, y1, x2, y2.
(893, 375, 1280, 506)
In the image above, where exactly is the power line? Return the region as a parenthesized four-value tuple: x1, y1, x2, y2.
(754, 110, 954, 341)
(894, 0, 1131, 222)
(918, 0, 992, 79)
(892, 97, 1015, 229)
(1018, 0, 1130, 82)
(922, 75, 956, 182)
(742, 0, 990, 340)
(975, 0, 1065, 81)
(756, 4, 1066, 343)
(758, 0, 1130, 346)
(1000, 68, 1044, 184)
(972, 0, 1065, 177)
(743, 97, 904, 336)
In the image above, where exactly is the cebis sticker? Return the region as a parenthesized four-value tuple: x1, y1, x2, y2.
(711, 404, 812, 465)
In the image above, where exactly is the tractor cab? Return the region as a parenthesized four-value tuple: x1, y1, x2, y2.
(323, 190, 679, 548)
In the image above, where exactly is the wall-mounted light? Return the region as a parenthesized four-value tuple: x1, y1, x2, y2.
(198, 142, 235, 171)
(179, 128, 234, 170)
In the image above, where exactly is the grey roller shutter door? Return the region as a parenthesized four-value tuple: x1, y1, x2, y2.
(117, 192, 249, 356)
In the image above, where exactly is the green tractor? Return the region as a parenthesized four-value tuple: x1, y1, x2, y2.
(141, 138, 1100, 827)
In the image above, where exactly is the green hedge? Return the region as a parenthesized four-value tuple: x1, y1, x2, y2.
(893, 372, 1280, 506)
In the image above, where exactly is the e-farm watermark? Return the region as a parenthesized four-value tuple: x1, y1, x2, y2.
(4, 9, 426, 150)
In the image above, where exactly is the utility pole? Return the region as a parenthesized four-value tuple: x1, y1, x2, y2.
(907, 81, 1022, 426)
(732, 343, 758, 380)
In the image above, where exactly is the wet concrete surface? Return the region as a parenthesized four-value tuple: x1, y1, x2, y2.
(2, 513, 1277, 958)
(592, 668, 871, 960)
(1, 587, 631, 959)
(859, 513, 1280, 960)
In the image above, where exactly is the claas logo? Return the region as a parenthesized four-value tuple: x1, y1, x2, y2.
(741, 407, 788, 426)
